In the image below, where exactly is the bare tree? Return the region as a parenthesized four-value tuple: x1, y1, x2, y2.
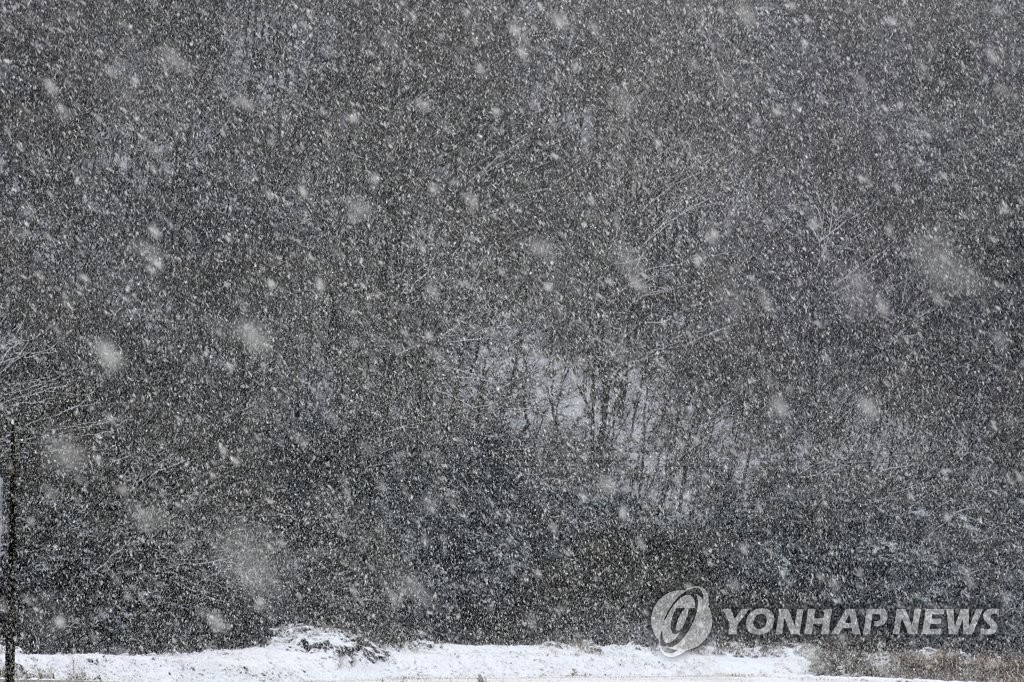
(0, 333, 96, 680)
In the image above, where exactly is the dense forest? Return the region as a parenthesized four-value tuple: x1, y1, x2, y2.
(1, 0, 1022, 655)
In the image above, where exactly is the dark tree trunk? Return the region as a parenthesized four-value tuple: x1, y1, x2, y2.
(4, 421, 17, 681)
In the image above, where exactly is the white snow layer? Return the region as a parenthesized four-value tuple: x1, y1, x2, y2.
(11, 626, 953, 682)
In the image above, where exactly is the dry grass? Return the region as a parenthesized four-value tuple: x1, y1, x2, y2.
(810, 642, 1024, 681)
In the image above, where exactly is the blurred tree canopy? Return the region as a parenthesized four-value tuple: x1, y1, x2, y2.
(1, 0, 1022, 653)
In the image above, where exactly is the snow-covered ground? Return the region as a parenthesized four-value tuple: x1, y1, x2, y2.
(12, 626, 955, 682)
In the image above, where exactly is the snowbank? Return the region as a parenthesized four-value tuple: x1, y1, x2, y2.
(12, 626, 953, 682)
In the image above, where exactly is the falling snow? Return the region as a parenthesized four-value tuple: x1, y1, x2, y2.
(0, 3, 1022, 681)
